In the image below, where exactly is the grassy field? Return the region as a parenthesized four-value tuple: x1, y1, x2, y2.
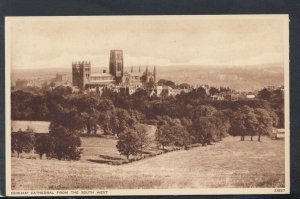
(11, 136, 285, 190)
(80, 125, 158, 164)
(13, 124, 157, 162)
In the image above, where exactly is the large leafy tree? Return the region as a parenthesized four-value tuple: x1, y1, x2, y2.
(188, 87, 208, 99)
(52, 86, 72, 96)
(49, 123, 82, 160)
(192, 105, 217, 120)
(155, 124, 174, 149)
(134, 124, 152, 155)
(109, 109, 136, 136)
(97, 99, 115, 112)
(244, 111, 259, 141)
(255, 108, 276, 142)
(258, 88, 272, 100)
(209, 87, 219, 96)
(155, 116, 191, 148)
(230, 106, 257, 141)
(11, 90, 35, 120)
(116, 129, 141, 159)
(34, 134, 53, 159)
(11, 129, 35, 158)
(193, 116, 217, 145)
(50, 105, 85, 134)
(168, 118, 191, 147)
(98, 111, 113, 135)
(230, 109, 248, 141)
(212, 111, 230, 141)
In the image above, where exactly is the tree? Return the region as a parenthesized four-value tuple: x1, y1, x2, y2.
(209, 87, 219, 96)
(97, 99, 115, 112)
(193, 116, 217, 146)
(25, 94, 50, 120)
(52, 107, 85, 132)
(155, 124, 174, 149)
(255, 108, 275, 142)
(81, 112, 98, 135)
(49, 123, 82, 160)
(53, 86, 72, 95)
(258, 88, 272, 100)
(181, 117, 194, 142)
(41, 81, 50, 91)
(230, 106, 256, 141)
(178, 83, 191, 89)
(157, 79, 175, 88)
(155, 116, 192, 148)
(145, 80, 156, 90)
(213, 111, 231, 141)
(98, 111, 113, 135)
(116, 129, 141, 159)
(129, 110, 145, 123)
(188, 87, 208, 99)
(11, 90, 35, 120)
(161, 117, 192, 147)
(110, 109, 136, 136)
(135, 124, 152, 156)
(49, 82, 55, 90)
(11, 129, 35, 158)
(230, 112, 247, 141)
(131, 88, 149, 99)
(34, 134, 53, 159)
(244, 111, 259, 141)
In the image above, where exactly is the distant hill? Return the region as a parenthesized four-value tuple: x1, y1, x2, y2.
(156, 63, 284, 91)
(11, 67, 72, 84)
(11, 63, 284, 91)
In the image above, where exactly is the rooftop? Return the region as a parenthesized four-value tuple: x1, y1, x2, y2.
(88, 80, 115, 84)
(90, 73, 113, 77)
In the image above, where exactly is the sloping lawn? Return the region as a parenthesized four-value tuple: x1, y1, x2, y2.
(11, 136, 285, 190)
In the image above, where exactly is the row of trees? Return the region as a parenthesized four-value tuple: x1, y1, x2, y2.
(116, 104, 277, 159)
(11, 86, 283, 160)
(154, 104, 276, 148)
(12, 123, 81, 160)
(11, 86, 284, 128)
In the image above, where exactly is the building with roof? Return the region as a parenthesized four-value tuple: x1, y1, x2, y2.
(72, 50, 156, 92)
(15, 78, 44, 89)
(272, 128, 285, 139)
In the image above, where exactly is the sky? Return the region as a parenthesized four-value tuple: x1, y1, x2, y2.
(6, 15, 288, 70)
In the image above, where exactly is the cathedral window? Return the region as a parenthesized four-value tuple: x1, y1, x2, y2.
(117, 63, 121, 71)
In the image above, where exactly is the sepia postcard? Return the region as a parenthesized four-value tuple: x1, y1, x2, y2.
(5, 15, 290, 196)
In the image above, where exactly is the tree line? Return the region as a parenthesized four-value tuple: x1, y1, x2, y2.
(11, 86, 284, 160)
(11, 123, 81, 160)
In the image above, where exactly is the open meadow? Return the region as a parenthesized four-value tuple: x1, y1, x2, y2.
(11, 136, 285, 190)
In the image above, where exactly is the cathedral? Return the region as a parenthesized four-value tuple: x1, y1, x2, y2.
(72, 50, 156, 91)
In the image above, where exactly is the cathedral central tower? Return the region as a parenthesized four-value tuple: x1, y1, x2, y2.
(109, 50, 123, 83)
